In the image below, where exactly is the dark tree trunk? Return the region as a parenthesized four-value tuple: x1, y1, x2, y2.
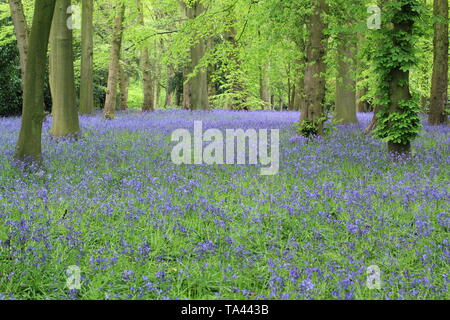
(15, 0, 57, 161)
(300, 0, 327, 135)
(429, 0, 448, 125)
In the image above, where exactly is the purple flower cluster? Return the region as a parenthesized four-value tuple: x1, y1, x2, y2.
(0, 110, 448, 300)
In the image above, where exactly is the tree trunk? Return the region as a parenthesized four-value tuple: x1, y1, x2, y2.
(335, 33, 357, 124)
(260, 63, 270, 109)
(103, 2, 125, 119)
(387, 8, 415, 154)
(15, 0, 56, 161)
(300, 0, 327, 135)
(181, 1, 209, 110)
(119, 63, 129, 110)
(9, 0, 28, 85)
(79, 0, 94, 115)
(49, 23, 56, 107)
(429, 0, 448, 125)
(164, 65, 174, 107)
(356, 87, 370, 112)
(141, 46, 154, 112)
(182, 66, 191, 109)
(364, 105, 381, 134)
(50, 0, 80, 138)
(356, 33, 370, 113)
(289, 85, 296, 111)
(137, 0, 154, 112)
(294, 64, 306, 112)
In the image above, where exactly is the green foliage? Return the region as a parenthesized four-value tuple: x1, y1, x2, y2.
(0, 40, 22, 116)
(0, 10, 22, 117)
(375, 97, 422, 144)
(371, 0, 425, 146)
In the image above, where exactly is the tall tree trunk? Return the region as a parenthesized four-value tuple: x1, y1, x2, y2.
(50, 0, 80, 138)
(137, 0, 154, 112)
(119, 63, 129, 110)
(260, 63, 270, 109)
(356, 87, 370, 112)
(182, 66, 191, 109)
(289, 85, 296, 111)
(164, 65, 174, 107)
(79, 0, 94, 115)
(429, 0, 448, 125)
(103, 2, 125, 119)
(335, 33, 357, 124)
(386, 4, 415, 154)
(364, 105, 381, 134)
(223, 25, 246, 110)
(294, 61, 306, 112)
(15, 0, 56, 161)
(49, 24, 56, 106)
(300, 0, 327, 135)
(141, 46, 154, 112)
(356, 33, 370, 113)
(9, 0, 28, 85)
(181, 1, 209, 110)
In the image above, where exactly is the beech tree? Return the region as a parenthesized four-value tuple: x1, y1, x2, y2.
(79, 0, 95, 115)
(103, 2, 125, 119)
(137, 0, 154, 112)
(15, 0, 56, 161)
(373, 0, 422, 155)
(49, 0, 80, 138)
(8, 0, 28, 85)
(429, 0, 448, 125)
(299, 0, 328, 136)
(180, 0, 209, 111)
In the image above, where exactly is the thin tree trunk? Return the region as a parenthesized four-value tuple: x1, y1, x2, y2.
(260, 63, 270, 109)
(141, 46, 154, 111)
(9, 0, 28, 85)
(356, 87, 370, 112)
(289, 85, 296, 111)
(300, 0, 327, 135)
(356, 33, 370, 113)
(164, 65, 174, 107)
(335, 33, 357, 124)
(182, 66, 191, 109)
(364, 105, 381, 134)
(79, 0, 94, 115)
(119, 63, 129, 110)
(50, 0, 80, 138)
(429, 0, 448, 125)
(103, 2, 125, 119)
(15, 0, 56, 161)
(137, 0, 154, 112)
(49, 23, 56, 106)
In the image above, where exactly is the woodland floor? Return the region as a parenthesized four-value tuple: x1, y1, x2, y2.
(0, 111, 448, 299)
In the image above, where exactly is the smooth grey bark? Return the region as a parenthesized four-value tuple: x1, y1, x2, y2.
(79, 0, 95, 115)
(9, 0, 28, 84)
(103, 2, 125, 119)
(50, 0, 80, 138)
(335, 33, 357, 124)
